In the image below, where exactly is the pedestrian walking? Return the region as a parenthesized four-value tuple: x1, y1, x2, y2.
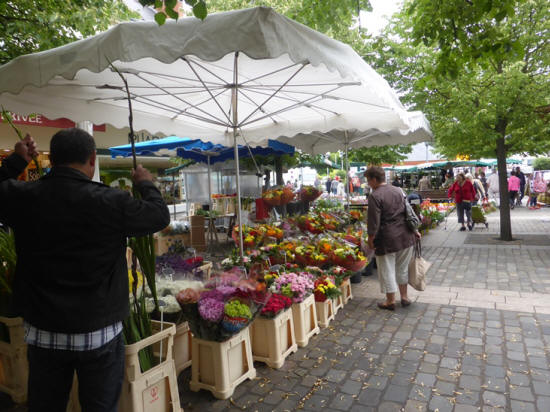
(0, 129, 170, 412)
(466, 173, 485, 205)
(508, 171, 521, 209)
(516, 167, 526, 206)
(325, 177, 332, 193)
(486, 168, 500, 205)
(448, 173, 476, 231)
(526, 174, 540, 209)
(331, 176, 339, 196)
(365, 166, 421, 311)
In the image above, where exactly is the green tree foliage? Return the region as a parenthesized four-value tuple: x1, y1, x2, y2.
(366, 0, 550, 240)
(349, 145, 412, 166)
(533, 157, 550, 171)
(0, 1, 137, 65)
(204, 0, 371, 46)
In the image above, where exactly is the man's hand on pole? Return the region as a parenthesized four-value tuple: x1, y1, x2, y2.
(15, 134, 39, 163)
(132, 165, 153, 183)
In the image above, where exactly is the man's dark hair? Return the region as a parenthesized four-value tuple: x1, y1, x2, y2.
(50, 128, 96, 166)
(364, 166, 386, 183)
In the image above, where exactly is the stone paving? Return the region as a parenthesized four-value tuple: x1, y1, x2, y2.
(174, 206, 550, 411)
(1, 206, 550, 411)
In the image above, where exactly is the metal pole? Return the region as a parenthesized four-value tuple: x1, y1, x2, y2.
(184, 173, 190, 217)
(232, 52, 244, 261)
(207, 155, 213, 212)
(345, 131, 350, 208)
(172, 173, 176, 221)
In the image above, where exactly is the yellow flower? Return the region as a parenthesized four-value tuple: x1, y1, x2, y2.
(128, 269, 143, 294)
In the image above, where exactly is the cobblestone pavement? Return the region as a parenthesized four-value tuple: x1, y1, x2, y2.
(2, 207, 550, 411)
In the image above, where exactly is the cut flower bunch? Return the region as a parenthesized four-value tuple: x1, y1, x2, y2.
(175, 270, 269, 342)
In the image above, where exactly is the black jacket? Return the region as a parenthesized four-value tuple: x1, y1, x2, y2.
(0, 154, 170, 333)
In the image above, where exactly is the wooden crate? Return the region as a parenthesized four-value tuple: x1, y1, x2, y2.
(0, 316, 27, 404)
(190, 215, 206, 252)
(315, 300, 335, 328)
(340, 278, 353, 305)
(119, 321, 182, 412)
(250, 309, 297, 369)
(291, 294, 319, 348)
(154, 233, 191, 255)
(189, 327, 256, 400)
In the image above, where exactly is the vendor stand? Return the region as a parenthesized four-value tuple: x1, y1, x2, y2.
(0, 7, 433, 405)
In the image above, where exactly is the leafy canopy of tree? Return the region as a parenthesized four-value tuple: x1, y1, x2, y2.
(367, 0, 549, 240)
(348, 145, 412, 166)
(533, 158, 550, 171)
(0, 1, 137, 65)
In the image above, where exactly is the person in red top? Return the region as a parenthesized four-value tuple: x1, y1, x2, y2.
(448, 173, 477, 231)
(508, 170, 521, 209)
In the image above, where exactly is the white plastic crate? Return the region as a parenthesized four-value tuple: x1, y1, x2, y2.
(174, 322, 192, 374)
(119, 321, 182, 412)
(0, 316, 27, 404)
(291, 294, 320, 348)
(189, 326, 256, 400)
(315, 299, 335, 328)
(340, 278, 353, 304)
(250, 308, 297, 369)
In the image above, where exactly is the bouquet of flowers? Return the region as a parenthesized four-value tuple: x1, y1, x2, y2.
(349, 210, 364, 222)
(176, 271, 269, 341)
(299, 185, 322, 202)
(329, 266, 353, 286)
(296, 215, 324, 234)
(313, 276, 342, 302)
(258, 224, 284, 241)
(331, 245, 367, 272)
(260, 294, 292, 318)
(232, 224, 264, 249)
(294, 244, 328, 268)
(269, 271, 314, 303)
(262, 186, 295, 206)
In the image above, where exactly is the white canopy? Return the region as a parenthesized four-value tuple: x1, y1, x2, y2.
(0, 7, 431, 148)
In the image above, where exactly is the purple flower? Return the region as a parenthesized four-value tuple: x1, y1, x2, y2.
(216, 285, 237, 297)
(198, 298, 225, 322)
(199, 289, 223, 302)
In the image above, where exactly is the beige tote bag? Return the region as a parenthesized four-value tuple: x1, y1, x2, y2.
(408, 240, 431, 291)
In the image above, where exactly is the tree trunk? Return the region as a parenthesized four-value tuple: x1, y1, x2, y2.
(496, 136, 513, 241)
(275, 157, 283, 186)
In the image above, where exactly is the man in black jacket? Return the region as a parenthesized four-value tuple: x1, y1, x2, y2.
(0, 129, 170, 412)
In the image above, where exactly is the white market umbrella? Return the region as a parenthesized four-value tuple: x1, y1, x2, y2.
(0, 7, 432, 257)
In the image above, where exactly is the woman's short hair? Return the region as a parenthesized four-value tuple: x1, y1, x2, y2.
(364, 166, 386, 183)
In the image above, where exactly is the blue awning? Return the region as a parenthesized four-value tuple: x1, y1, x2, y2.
(109, 136, 294, 166)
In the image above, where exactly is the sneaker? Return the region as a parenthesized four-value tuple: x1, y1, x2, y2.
(459, 227, 466, 231)
(468, 223, 473, 231)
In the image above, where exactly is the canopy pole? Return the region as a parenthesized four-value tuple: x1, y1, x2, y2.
(232, 52, 244, 262)
(172, 173, 176, 221)
(207, 155, 213, 212)
(345, 131, 350, 209)
(184, 173, 190, 217)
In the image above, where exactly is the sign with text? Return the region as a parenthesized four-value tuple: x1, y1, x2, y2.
(0, 111, 106, 132)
